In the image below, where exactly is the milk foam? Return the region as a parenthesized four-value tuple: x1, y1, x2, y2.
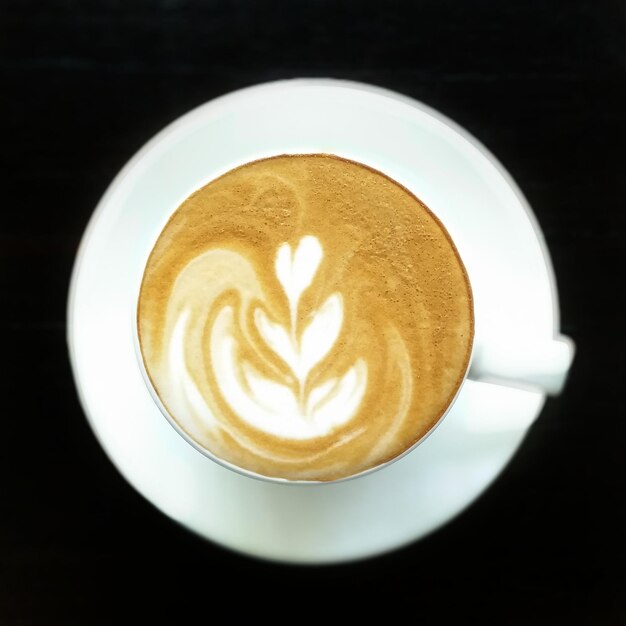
(162, 236, 370, 442)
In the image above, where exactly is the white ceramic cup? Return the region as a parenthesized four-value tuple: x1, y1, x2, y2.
(133, 158, 574, 485)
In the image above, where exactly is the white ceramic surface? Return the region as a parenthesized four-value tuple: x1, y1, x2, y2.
(67, 79, 571, 563)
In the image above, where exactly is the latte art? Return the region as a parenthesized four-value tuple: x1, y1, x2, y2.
(169, 235, 375, 440)
(138, 154, 473, 481)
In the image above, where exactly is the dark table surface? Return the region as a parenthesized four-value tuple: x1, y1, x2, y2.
(1, 1, 625, 624)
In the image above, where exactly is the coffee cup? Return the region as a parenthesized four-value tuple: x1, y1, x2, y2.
(133, 153, 574, 484)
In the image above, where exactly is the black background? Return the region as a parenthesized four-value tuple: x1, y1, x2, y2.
(1, 1, 625, 624)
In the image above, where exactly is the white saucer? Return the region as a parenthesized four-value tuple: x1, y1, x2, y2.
(67, 79, 561, 563)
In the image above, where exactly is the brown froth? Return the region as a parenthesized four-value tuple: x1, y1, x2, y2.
(138, 154, 474, 481)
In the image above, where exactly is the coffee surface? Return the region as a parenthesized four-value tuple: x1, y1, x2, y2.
(137, 154, 473, 481)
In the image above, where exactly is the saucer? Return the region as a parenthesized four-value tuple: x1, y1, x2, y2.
(68, 79, 560, 563)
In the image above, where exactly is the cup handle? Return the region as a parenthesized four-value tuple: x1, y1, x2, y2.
(468, 334, 575, 395)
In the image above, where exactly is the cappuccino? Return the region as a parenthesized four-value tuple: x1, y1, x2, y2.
(137, 155, 473, 481)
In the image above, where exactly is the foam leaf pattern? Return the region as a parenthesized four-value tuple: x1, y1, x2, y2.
(255, 241, 343, 386)
(275, 235, 323, 320)
(254, 308, 299, 375)
(164, 235, 369, 440)
(298, 293, 343, 382)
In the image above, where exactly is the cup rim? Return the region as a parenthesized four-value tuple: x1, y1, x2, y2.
(132, 150, 476, 486)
